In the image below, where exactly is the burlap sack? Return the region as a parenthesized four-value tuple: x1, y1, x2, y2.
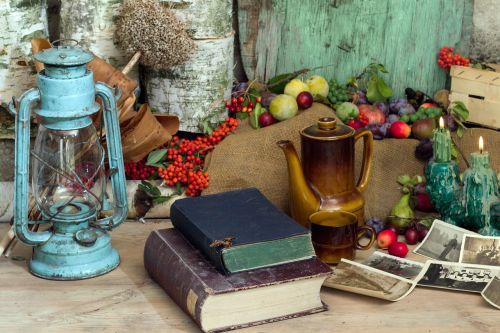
(204, 103, 500, 219)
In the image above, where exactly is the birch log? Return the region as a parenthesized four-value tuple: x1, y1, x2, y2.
(161, 0, 232, 39)
(0, 0, 47, 106)
(59, 0, 138, 80)
(144, 0, 234, 133)
(0, 181, 184, 222)
(143, 35, 234, 132)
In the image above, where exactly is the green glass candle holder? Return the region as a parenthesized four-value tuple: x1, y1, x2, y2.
(425, 159, 465, 226)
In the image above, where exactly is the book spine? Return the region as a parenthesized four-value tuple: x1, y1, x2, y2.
(143, 231, 207, 329)
(170, 203, 228, 273)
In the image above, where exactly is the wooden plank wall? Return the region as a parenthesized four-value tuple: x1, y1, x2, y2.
(238, 0, 473, 96)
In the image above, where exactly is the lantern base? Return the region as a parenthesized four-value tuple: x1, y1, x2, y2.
(29, 227, 120, 280)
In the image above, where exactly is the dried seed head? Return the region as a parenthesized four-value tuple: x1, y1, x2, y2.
(115, 0, 196, 69)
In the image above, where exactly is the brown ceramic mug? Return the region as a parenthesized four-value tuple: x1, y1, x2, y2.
(310, 211, 375, 264)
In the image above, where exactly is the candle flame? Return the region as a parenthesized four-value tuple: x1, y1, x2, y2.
(479, 136, 484, 153)
(439, 117, 444, 129)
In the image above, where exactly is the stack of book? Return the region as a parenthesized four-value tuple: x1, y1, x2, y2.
(144, 188, 331, 332)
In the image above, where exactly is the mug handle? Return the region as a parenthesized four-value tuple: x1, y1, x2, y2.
(355, 225, 376, 250)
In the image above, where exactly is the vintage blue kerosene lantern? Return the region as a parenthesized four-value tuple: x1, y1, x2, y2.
(9, 44, 128, 280)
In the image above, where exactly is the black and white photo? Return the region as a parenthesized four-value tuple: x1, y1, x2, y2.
(363, 251, 424, 280)
(481, 275, 500, 309)
(417, 261, 498, 293)
(460, 235, 500, 266)
(414, 220, 476, 262)
(324, 259, 416, 301)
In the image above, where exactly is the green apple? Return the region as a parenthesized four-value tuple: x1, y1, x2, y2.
(284, 79, 310, 98)
(306, 75, 329, 98)
(269, 94, 298, 121)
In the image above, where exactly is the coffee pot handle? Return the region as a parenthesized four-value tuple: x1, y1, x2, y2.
(354, 129, 373, 193)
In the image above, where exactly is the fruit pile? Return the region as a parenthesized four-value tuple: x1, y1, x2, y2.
(226, 75, 329, 129)
(125, 117, 238, 196)
(437, 46, 470, 70)
(366, 174, 435, 258)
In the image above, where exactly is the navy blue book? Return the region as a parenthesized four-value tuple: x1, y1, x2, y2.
(170, 188, 315, 274)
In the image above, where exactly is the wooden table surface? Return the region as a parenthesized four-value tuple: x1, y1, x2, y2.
(0, 221, 497, 333)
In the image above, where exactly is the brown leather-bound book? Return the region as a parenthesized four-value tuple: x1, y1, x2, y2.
(144, 228, 331, 333)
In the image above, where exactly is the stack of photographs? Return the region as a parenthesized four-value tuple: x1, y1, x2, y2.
(413, 220, 500, 308)
(324, 220, 500, 309)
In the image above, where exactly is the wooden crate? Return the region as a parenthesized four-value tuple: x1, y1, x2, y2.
(449, 65, 500, 129)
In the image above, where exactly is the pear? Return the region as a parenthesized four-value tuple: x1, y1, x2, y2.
(390, 193, 414, 230)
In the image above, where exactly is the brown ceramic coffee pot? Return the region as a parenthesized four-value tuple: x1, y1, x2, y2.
(277, 117, 373, 228)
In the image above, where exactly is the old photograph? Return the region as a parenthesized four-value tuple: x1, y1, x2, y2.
(460, 235, 500, 266)
(414, 219, 476, 262)
(363, 251, 424, 280)
(481, 275, 500, 310)
(324, 259, 416, 301)
(417, 261, 498, 293)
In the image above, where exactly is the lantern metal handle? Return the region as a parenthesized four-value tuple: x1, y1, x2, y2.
(94, 82, 128, 230)
(11, 89, 52, 246)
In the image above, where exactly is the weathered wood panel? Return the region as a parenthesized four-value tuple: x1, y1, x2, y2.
(0, 0, 47, 106)
(143, 36, 234, 132)
(238, 0, 473, 96)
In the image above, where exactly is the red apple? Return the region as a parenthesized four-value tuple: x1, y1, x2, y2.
(258, 112, 276, 127)
(359, 104, 386, 125)
(389, 121, 411, 139)
(404, 228, 419, 245)
(388, 241, 409, 258)
(296, 91, 314, 109)
(420, 102, 437, 109)
(346, 119, 364, 130)
(377, 229, 397, 249)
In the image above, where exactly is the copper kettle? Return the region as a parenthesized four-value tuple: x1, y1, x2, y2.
(277, 117, 373, 228)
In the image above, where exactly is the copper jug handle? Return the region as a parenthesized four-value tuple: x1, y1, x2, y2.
(353, 129, 373, 193)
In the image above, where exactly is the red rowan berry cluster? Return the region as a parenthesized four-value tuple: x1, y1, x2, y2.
(437, 47, 470, 70)
(225, 95, 262, 114)
(124, 158, 157, 180)
(157, 117, 238, 196)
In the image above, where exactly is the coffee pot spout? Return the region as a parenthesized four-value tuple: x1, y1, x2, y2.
(277, 140, 319, 228)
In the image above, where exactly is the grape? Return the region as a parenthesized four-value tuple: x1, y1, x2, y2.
(232, 82, 249, 97)
(366, 217, 385, 235)
(398, 104, 415, 116)
(374, 102, 389, 115)
(389, 98, 408, 114)
(388, 114, 400, 123)
(328, 78, 353, 105)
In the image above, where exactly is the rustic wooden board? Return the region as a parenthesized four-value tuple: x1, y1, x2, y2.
(238, 0, 474, 96)
(0, 221, 498, 332)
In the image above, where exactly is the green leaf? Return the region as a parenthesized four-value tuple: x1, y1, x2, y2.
(146, 149, 168, 166)
(249, 103, 265, 129)
(456, 126, 465, 138)
(235, 112, 249, 120)
(376, 78, 393, 98)
(147, 162, 166, 168)
(366, 77, 385, 102)
(450, 101, 469, 122)
(375, 63, 388, 73)
(267, 73, 295, 94)
(451, 142, 459, 159)
(139, 181, 161, 197)
(397, 174, 412, 186)
(153, 196, 169, 205)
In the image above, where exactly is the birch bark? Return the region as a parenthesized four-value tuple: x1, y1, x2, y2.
(59, 0, 138, 79)
(0, 0, 48, 106)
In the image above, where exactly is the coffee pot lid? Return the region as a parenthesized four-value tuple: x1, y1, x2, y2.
(301, 117, 354, 140)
